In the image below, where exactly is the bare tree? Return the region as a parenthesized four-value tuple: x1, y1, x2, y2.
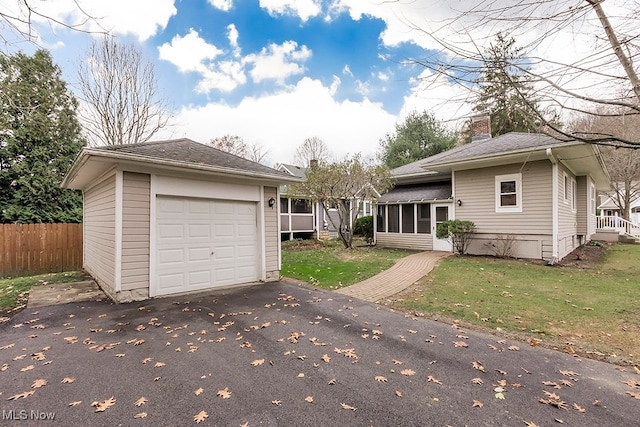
(406, 0, 640, 147)
(1, 0, 105, 48)
(293, 137, 331, 166)
(210, 135, 270, 164)
(289, 154, 394, 249)
(571, 109, 640, 219)
(77, 36, 172, 146)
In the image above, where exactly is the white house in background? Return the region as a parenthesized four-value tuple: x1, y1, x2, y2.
(376, 131, 611, 263)
(62, 138, 302, 302)
(597, 189, 640, 225)
(275, 163, 374, 240)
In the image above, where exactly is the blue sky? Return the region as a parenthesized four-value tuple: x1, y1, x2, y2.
(1, 0, 625, 165)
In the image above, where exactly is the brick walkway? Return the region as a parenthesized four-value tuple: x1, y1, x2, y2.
(334, 251, 452, 302)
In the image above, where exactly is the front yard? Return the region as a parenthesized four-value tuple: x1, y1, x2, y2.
(389, 243, 640, 365)
(283, 239, 640, 365)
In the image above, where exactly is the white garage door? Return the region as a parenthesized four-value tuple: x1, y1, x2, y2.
(155, 196, 258, 296)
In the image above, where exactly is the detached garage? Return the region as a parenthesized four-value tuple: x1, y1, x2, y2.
(62, 138, 301, 302)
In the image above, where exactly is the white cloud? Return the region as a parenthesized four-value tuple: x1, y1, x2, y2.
(158, 29, 223, 73)
(196, 61, 247, 93)
(163, 77, 397, 164)
(259, 0, 322, 22)
(377, 72, 389, 82)
(10, 0, 178, 42)
(342, 64, 353, 77)
(208, 0, 233, 12)
(245, 41, 312, 84)
(227, 24, 240, 56)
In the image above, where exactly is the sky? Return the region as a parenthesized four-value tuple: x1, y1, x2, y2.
(0, 0, 632, 166)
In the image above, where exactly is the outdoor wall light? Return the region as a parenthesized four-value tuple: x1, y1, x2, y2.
(268, 197, 276, 208)
(457, 199, 463, 207)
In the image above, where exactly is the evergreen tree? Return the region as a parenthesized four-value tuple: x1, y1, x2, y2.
(472, 33, 552, 139)
(0, 50, 85, 223)
(378, 110, 456, 169)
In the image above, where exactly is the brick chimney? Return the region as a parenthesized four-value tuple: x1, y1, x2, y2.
(470, 114, 491, 142)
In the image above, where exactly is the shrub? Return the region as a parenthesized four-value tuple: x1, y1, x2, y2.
(436, 220, 476, 255)
(484, 234, 517, 258)
(353, 215, 373, 242)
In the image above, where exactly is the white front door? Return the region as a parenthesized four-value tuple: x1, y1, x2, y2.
(432, 204, 452, 252)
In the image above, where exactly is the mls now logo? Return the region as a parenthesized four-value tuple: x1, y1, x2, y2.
(2, 410, 56, 421)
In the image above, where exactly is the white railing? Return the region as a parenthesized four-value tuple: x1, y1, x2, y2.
(597, 216, 640, 239)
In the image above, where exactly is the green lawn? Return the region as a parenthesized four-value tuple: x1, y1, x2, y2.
(281, 239, 413, 289)
(390, 244, 640, 365)
(0, 271, 90, 318)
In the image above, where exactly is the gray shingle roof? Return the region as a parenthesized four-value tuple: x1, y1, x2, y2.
(278, 163, 307, 179)
(96, 138, 292, 178)
(420, 132, 570, 167)
(378, 183, 452, 203)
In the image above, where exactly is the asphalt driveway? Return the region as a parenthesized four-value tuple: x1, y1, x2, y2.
(1, 281, 638, 426)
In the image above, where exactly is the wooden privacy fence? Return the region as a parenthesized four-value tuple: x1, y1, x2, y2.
(0, 223, 83, 277)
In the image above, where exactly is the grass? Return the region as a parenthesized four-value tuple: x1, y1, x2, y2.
(281, 239, 414, 289)
(0, 271, 90, 318)
(389, 244, 640, 365)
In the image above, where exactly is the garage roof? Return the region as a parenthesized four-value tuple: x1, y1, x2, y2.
(63, 138, 302, 189)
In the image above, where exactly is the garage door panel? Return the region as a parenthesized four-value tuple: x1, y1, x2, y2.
(188, 247, 211, 262)
(158, 248, 185, 264)
(214, 246, 235, 260)
(158, 224, 184, 239)
(155, 196, 258, 296)
(188, 223, 211, 239)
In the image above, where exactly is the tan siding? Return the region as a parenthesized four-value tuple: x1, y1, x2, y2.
(83, 173, 116, 292)
(377, 233, 433, 251)
(264, 187, 279, 280)
(576, 176, 587, 235)
(121, 172, 150, 291)
(557, 164, 579, 258)
(454, 160, 553, 234)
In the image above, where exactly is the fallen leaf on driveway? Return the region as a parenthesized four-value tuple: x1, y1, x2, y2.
(395, 390, 403, 397)
(305, 396, 314, 403)
(472, 361, 485, 372)
(427, 376, 442, 385)
(573, 403, 586, 412)
(93, 396, 116, 412)
(68, 401, 82, 407)
(134, 412, 147, 419)
(31, 379, 47, 389)
(340, 402, 357, 411)
(217, 387, 231, 399)
(135, 397, 148, 407)
(401, 369, 416, 376)
(375, 376, 388, 383)
(472, 400, 483, 408)
(454, 341, 468, 348)
(7, 390, 35, 400)
(321, 354, 331, 363)
(272, 400, 282, 406)
(194, 388, 203, 396)
(627, 391, 640, 400)
(472, 378, 483, 385)
(194, 411, 208, 423)
(251, 359, 265, 366)
(20, 365, 34, 372)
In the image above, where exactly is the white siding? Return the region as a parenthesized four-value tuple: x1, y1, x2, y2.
(121, 172, 150, 291)
(83, 173, 116, 292)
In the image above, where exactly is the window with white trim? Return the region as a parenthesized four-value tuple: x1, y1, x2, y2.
(495, 173, 522, 213)
(563, 173, 569, 202)
(571, 178, 577, 211)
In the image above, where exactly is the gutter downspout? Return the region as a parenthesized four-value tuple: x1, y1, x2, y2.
(546, 148, 559, 265)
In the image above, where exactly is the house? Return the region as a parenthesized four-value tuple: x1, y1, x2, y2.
(375, 131, 611, 263)
(597, 189, 640, 225)
(61, 138, 302, 302)
(275, 163, 374, 240)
